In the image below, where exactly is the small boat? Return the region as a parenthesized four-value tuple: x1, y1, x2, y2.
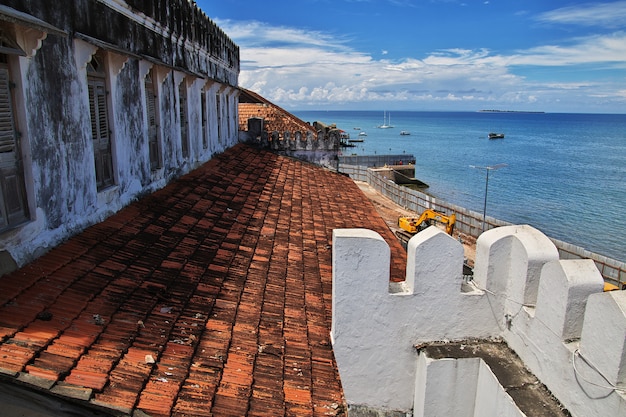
(358, 131, 367, 137)
(400, 131, 410, 136)
(488, 132, 505, 139)
(348, 138, 364, 143)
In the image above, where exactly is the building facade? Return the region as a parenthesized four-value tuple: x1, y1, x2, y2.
(0, 0, 239, 270)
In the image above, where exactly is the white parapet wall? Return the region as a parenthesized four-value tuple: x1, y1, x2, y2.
(331, 225, 626, 416)
(414, 354, 525, 417)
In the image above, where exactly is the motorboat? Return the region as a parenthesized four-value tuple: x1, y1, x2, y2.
(400, 131, 410, 136)
(488, 132, 505, 139)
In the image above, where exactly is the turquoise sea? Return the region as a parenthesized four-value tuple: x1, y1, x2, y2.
(293, 110, 626, 263)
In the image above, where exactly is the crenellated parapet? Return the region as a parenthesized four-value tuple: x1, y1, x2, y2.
(331, 225, 626, 416)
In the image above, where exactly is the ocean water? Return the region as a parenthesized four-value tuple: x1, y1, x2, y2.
(293, 110, 626, 263)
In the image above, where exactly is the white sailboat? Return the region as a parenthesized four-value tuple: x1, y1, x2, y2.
(377, 111, 394, 129)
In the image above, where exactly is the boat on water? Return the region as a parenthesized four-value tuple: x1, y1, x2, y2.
(488, 132, 505, 139)
(348, 138, 364, 143)
(358, 131, 367, 137)
(400, 131, 410, 136)
(377, 111, 394, 129)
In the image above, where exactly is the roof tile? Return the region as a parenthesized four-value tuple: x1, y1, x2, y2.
(0, 144, 406, 415)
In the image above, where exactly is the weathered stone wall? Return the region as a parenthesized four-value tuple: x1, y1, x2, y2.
(0, 1, 240, 268)
(2, 0, 239, 85)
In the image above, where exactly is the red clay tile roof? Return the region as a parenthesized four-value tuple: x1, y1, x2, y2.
(0, 144, 406, 416)
(238, 88, 317, 136)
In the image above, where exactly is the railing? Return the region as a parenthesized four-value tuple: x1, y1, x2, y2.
(341, 163, 626, 288)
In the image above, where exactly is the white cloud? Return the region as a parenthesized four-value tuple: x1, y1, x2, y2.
(508, 32, 626, 66)
(536, 1, 626, 28)
(217, 19, 626, 111)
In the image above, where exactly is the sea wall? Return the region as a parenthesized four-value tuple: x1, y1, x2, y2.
(340, 163, 626, 288)
(331, 225, 626, 416)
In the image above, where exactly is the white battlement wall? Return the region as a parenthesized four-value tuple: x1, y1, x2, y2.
(331, 225, 626, 416)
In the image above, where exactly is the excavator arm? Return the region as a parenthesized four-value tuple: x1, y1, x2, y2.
(397, 209, 456, 236)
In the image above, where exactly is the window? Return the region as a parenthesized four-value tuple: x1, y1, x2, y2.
(86, 52, 114, 190)
(0, 54, 28, 230)
(145, 69, 161, 170)
(201, 90, 208, 149)
(216, 93, 221, 142)
(179, 80, 189, 158)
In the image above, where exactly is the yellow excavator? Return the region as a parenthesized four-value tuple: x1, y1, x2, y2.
(395, 209, 456, 244)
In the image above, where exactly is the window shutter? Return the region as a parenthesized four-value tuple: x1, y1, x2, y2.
(0, 67, 16, 154)
(201, 91, 207, 149)
(0, 59, 28, 229)
(145, 72, 160, 170)
(179, 82, 188, 158)
(87, 75, 113, 190)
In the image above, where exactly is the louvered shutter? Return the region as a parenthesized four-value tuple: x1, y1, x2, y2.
(0, 62, 28, 229)
(179, 82, 188, 158)
(0, 67, 15, 154)
(201, 91, 207, 149)
(145, 73, 160, 170)
(88, 76, 113, 190)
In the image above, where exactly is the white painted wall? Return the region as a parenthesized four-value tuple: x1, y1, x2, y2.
(414, 355, 525, 417)
(332, 225, 626, 416)
(413, 356, 480, 417)
(332, 227, 499, 412)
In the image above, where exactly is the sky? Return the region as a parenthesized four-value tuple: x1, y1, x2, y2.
(195, 0, 626, 113)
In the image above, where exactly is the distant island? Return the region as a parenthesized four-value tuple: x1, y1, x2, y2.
(478, 109, 546, 114)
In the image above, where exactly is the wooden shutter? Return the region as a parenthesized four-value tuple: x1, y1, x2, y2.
(88, 76, 113, 190)
(216, 93, 221, 142)
(0, 60, 28, 230)
(179, 82, 188, 158)
(145, 71, 160, 170)
(201, 91, 207, 149)
(0, 67, 15, 154)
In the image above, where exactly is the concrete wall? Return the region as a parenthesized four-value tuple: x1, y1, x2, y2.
(0, 1, 239, 268)
(331, 225, 626, 416)
(339, 155, 416, 167)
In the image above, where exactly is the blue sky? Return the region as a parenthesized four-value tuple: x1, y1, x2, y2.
(196, 0, 626, 113)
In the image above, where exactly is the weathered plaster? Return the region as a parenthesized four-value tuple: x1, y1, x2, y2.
(0, 1, 241, 267)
